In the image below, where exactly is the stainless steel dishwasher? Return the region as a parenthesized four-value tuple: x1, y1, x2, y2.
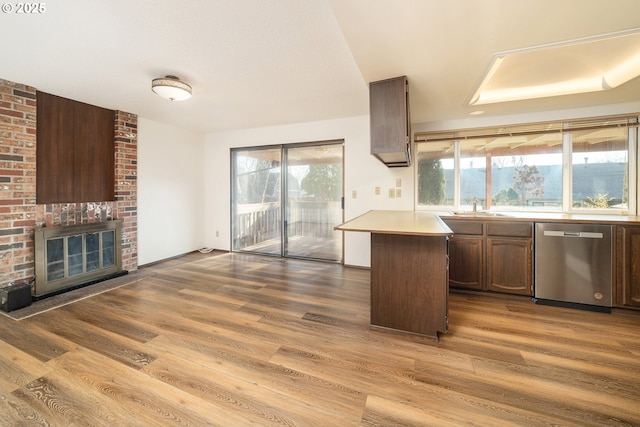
(535, 223, 612, 311)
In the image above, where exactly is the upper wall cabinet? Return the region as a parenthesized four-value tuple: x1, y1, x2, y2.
(369, 76, 411, 167)
(36, 92, 115, 204)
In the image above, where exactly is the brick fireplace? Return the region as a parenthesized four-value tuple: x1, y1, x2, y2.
(0, 78, 138, 289)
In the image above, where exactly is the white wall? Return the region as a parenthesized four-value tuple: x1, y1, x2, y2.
(203, 115, 414, 267)
(137, 117, 205, 265)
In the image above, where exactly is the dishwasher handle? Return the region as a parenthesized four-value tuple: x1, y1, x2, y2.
(543, 230, 604, 239)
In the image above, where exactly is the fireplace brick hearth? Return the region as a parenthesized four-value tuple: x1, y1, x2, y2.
(0, 78, 138, 289)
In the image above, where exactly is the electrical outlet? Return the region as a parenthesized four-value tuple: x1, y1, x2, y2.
(216, 230, 219, 237)
(352, 190, 357, 198)
(396, 178, 402, 187)
(388, 188, 395, 198)
(396, 188, 402, 198)
(375, 186, 380, 195)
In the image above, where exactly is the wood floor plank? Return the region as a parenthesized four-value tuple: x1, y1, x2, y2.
(362, 394, 458, 427)
(47, 347, 243, 426)
(0, 318, 72, 362)
(471, 357, 640, 425)
(362, 394, 503, 427)
(0, 388, 50, 425)
(13, 374, 131, 426)
(145, 336, 367, 422)
(521, 349, 640, 383)
(143, 351, 363, 426)
(149, 315, 284, 362)
(30, 310, 157, 370)
(58, 299, 160, 344)
(0, 341, 52, 392)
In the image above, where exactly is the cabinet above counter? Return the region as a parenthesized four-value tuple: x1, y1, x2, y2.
(369, 76, 411, 168)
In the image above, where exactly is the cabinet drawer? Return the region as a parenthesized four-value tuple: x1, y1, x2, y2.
(443, 220, 483, 235)
(487, 222, 532, 238)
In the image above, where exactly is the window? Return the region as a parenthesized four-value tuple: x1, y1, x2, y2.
(415, 115, 638, 214)
(569, 120, 630, 211)
(416, 141, 454, 207)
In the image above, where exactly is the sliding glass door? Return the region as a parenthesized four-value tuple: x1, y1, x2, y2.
(231, 141, 343, 262)
(231, 147, 282, 256)
(284, 143, 343, 261)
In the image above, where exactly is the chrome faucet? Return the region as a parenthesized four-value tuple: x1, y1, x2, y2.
(472, 198, 478, 212)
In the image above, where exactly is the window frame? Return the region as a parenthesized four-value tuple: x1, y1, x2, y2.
(414, 114, 639, 215)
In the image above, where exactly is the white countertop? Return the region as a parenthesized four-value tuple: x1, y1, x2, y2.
(438, 211, 640, 224)
(335, 210, 452, 236)
(336, 209, 640, 237)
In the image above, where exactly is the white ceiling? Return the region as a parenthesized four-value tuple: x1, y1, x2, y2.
(2, 0, 640, 134)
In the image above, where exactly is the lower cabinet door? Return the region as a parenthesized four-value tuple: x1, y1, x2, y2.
(448, 236, 484, 290)
(486, 237, 532, 296)
(616, 226, 640, 308)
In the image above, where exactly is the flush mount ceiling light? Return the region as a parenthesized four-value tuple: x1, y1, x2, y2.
(469, 28, 640, 106)
(151, 75, 192, 101)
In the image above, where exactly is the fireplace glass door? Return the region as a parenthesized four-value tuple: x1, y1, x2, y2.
(45, 229, 116, 282)
(68, 234, 85, 276)
(34, 221, 123, 297)
(46, 239, 65, 281)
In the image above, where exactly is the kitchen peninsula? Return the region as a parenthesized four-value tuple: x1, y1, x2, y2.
(336, 210, 452, 339)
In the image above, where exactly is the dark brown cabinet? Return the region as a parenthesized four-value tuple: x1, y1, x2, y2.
(449, 236, 484, 290)
(444, 217, 640, 306)
(442, 218, 533, 296)
(486, 238, 532, 295)
(445, 220, 484, 290)
(615, 225, 640, 308)
(371, 233, 448, 339)
(336, 210, 451, 340)
(37, 91, 115, 204)
(369, 76, 411, 167)
(486, 222, 533, 295)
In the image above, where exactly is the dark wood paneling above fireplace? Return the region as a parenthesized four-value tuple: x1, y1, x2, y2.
(36, 91, 115, 204)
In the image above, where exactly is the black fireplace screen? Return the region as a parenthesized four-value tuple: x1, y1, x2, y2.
(35, 221, 122, 297)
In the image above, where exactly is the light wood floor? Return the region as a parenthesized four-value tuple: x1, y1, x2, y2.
(1, 251, 639, 426)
